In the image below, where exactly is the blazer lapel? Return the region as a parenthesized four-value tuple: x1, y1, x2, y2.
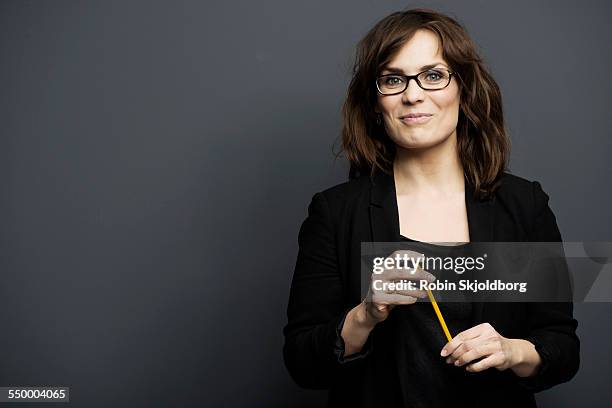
(367, 170, 495, 323)
(369, 170, 400, 243)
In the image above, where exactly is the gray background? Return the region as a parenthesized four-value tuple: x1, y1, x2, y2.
(0, 0, 610, 406)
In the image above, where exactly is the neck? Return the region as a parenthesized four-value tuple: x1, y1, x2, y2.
(393, 131, 464, 196)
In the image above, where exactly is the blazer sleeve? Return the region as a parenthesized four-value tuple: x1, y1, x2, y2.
(282, 192, 373, 389)
(515, 181, 580, 392)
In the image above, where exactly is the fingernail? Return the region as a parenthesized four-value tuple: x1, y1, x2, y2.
(428, 273, 436, 282)
(454, 360, 460, 366)
(440, 349, 447, 357)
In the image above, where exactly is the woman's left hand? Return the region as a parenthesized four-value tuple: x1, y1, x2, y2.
(440, 322, 519, 372)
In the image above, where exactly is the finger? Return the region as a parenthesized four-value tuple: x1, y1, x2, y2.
(383, 267, 436, 282)
(381, 289, 428, 298)
(452, 341, 498, 367)
(447, 338, 481, 363)
(465, 353, 503, 373)
(441, 326, 484, 357)
(388, 249, 426, 260)
(377, 284, 428, 298)
(371, 293, 417, 305)
(370, 277, 429, 298)
(370, 303, 390, 314)
(393, 288, 428, 298)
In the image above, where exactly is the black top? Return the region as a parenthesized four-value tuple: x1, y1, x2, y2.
(396, 234, 475, 407)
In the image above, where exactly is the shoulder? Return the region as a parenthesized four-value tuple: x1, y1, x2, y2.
(494, 172, 557, 238)
(318, 175, 371, 203)
(304, 175, 371, 222)
(495, 171, 551, 208)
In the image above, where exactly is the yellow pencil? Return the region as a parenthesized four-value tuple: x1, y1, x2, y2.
(427, 288, 453, 342)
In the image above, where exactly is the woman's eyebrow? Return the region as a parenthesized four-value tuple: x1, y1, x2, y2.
(382, 63, 448, 74)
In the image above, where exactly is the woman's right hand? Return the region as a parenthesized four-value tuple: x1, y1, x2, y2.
(341, 250, 436, 356)
(362, 250, 437, 327)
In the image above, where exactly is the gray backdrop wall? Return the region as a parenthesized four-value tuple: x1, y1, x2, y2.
(1, 0, 610, 407)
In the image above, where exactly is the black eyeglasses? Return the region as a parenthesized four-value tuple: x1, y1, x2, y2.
(376, 68, 455, 95)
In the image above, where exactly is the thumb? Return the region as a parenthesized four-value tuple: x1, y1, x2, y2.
(376, 304, 391, 312)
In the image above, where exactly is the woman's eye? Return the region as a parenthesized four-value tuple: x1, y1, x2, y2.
(424, 71, 444, 81)
(385, 76, 404, 85)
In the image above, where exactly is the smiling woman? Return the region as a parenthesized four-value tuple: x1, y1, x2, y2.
(375, 30, 461, 151)
(283, 8, 579, 408)
(340, 10, 509, 200)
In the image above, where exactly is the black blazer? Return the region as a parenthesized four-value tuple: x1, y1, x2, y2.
(282, 170, 580, 408)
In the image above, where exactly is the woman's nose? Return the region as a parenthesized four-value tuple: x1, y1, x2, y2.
(401, 78, 425, 104)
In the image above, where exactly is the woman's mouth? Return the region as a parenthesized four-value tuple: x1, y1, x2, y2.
(400, 114, 433, 125)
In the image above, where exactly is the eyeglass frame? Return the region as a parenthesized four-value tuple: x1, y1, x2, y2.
(375, 68, 456, 95)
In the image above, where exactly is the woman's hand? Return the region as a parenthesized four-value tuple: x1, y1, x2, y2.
(440, 323, 542, 377)
(363, 250, 436, 327)
(341, 250, 435, 356)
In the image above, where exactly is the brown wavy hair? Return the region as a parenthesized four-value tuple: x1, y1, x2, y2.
(337, 8, 510, 199)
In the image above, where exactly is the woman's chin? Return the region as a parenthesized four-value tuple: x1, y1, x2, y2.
(390, 131, 453, 151)
(393, 137, 443, 151)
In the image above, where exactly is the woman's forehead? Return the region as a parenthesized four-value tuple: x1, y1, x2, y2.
(386, 30, 447, 72)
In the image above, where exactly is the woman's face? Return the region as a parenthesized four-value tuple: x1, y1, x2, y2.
(376, 29, 460, 150)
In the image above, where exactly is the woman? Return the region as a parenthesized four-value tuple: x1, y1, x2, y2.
(282, 9, 579, 408)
